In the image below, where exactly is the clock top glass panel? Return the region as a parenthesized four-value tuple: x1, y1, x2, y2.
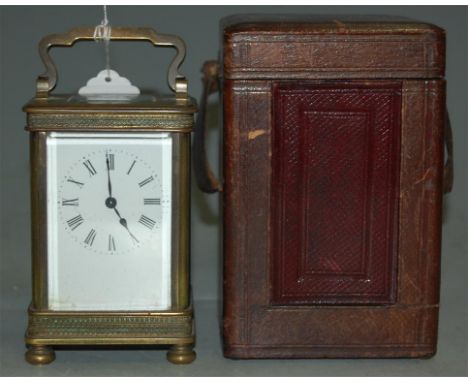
(46, 132, 172, 311)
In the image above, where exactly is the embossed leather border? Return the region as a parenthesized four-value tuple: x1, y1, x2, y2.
(222, 79, 445, 358)
(270, 82, 402, 305)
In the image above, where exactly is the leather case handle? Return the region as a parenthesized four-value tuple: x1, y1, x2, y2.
(193, 60, 222, 193)
(36, 26, 187, 99)
(443, 109, 454, 194)
(192, 60, 454, 196)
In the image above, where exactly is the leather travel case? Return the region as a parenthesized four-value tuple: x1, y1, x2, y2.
(194, 15, 453, 359)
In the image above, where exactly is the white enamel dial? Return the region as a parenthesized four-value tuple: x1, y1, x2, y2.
(58, 148, 166, 255)
(46, 132, 173, 311)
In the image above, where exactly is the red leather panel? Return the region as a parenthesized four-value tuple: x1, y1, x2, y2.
(271, 82, 402, 305)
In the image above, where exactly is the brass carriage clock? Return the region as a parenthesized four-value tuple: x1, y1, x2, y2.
(23, 27, 196, 365)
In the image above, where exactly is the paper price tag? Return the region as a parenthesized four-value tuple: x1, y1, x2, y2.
(78, 69, 140, 101)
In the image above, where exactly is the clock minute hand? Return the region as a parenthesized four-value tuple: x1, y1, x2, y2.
(113, 206, 139, 243)
(103, 159, 138, 244)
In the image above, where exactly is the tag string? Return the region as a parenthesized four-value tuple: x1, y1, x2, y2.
(94, 5, 112, 80)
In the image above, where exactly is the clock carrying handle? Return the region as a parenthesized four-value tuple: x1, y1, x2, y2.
(36, 26, 187, 99)
(443, 108, 454, 194)
(193, 60, 223, 193)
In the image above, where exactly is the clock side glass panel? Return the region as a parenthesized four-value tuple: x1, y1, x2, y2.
(46, 132, 172, 311)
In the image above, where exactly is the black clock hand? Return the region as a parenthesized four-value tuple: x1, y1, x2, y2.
(113, 206, 139, 243)
(103, 154, 138, 244)
(106, 153, 112, 197)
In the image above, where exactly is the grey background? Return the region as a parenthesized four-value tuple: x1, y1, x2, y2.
(0, 5, 467, 377)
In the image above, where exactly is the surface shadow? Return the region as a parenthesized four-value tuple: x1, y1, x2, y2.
(442, 194, 451, 224)
(191, 100, 221, 226)
(189, 96, 224, 353)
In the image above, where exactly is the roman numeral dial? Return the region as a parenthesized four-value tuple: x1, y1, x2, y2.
(138, 176, 154, 188)
(83, 160, 97, 176)
(127, 160, 136, 175)
(108, 235, 116, 252)
(67, 215, 84, 231)
(62, 198, 79, 206)
(84, 229, 97, 246)
(60, 148, 168, 255)
(107, 153, 115, 170)
(144, 198, 161, 205)
(138, 215, 156, 230)
(67, 178, 84, 188)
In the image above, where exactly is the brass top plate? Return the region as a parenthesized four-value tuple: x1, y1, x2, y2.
(24, 94, 197, 114)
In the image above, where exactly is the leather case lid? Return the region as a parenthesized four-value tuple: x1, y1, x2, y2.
(222, 15, 445, 80)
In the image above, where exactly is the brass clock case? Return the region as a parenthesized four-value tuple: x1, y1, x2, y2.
(24, 27, 197, 365)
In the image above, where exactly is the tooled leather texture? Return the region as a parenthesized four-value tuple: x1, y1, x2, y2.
(221, 17, 446, 359)
(223, 17, 445, 80)
(271, 83, 401, 305)
(222, 79, 445, 359)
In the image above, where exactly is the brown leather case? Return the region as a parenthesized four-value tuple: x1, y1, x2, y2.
(194, 15, 452, 359)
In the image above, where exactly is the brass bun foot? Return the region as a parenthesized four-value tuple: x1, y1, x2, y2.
(167, 344, 196, 364)
(25, 345, 56, 365)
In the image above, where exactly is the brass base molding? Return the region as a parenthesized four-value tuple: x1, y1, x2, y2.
(25, 305, 195, 364)
(27, 312, 192, 340)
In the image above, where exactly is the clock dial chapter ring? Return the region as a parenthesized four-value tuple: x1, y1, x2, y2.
(59, 148, 165, 255)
